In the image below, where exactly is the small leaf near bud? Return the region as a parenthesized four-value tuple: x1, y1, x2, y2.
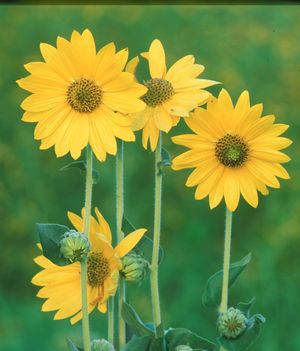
(120, 253, 149, 283)
(91, 339, 115, 351)
(217, 307, 248, 339)
(60, 230, 90, 263)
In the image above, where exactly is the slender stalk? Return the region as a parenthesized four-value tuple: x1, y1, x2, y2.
(151, 132, 163, 335)
(116, 140, 126, 349)
(219, 208, 233, 314)
(81, 145, 94, 351)
(108, 298, 114, 344)
(219, 208, 233, 351)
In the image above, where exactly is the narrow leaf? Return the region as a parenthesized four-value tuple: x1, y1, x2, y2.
(237, 297, 256, 318)
(165, 328, 216, 351)
(60, 160, 99, 184)
(202, 253, 252, 308)
(149, 336, 165, 351)
(121, 301, 154, 337)
(122, 335, 152, 351)
(37, 223, 70, 266)
(66, 338, 83, 351)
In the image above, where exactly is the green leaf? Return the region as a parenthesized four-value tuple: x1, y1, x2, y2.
(156, 323, 165, 338)
(149, 336, 165, 351)
(165, 328, 216, 351)
(237, 298, 256, 318)
(60, 160, 99, 184)
(122, 301, 154, 337)
(122, 216, 136, 234)
(37, 223, 70, 266)
(202, 253, 252, 309)
(122, 216, 164, 265)
(218, 314, 265, 351)
(66, 338, 83, 351)
(122, 335, 152, 351)
(157, 147, 171, 175)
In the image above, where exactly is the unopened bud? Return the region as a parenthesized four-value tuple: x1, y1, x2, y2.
(217, 307, 247, 339)
(120, 253, 149, 283)
(175, 346, 193, 351)
(91, 339, 115, 351)
(60, 230, 90, 263)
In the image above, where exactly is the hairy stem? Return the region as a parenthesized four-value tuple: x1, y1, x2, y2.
(116, 140, 126, 349)
(219, 208, 233, 351)
(81, 145, 94, 351)
(151, 133, 163, 335)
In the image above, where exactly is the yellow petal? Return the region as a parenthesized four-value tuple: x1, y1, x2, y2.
(126, 56, 139, 74)
(153, 107, 172, 132)
(237, 169, 258, 208)
(67, 211, 83, 232)
(149, 39, 166, 79)
(95, 207, 112, 243)
(131, 106, 152, 131)
(114, 229, 147, 258)
(165, 55, 195, 81)
(223, 169, 240, 212)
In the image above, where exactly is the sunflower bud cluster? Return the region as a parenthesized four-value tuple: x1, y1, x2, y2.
(120, 252, 149, 283)
(60, 230, 90, 263)
(217, 307, 248, 339)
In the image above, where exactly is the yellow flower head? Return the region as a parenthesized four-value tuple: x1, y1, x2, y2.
(17, 29, 147, 161)
(32, 208, 146, 324)
(172, 89, 292, 212)
(130, 39, 219, 151)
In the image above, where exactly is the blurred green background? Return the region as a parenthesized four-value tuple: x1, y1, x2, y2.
(0, 4, 300, 351)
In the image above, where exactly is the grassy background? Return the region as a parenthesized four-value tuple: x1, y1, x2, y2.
(0, 4, 300, 351)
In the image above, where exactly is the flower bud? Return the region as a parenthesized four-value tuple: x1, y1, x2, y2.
(60, 230, 90, 263)
(120, 253, 149, 283)
(91, 339, 115, 351)
(175, 346, 193, 351)
(217, 307, 247, 339)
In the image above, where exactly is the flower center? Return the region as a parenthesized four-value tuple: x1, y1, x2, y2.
(87, 252, 110, 287)
(67, 78, 102, 113)
(142, 78, 174, 107)
(215, 134, 248, 168)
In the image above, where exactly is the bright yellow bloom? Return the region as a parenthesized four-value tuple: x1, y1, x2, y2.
(32, 208, 146, 324)
(17, 29, 147, 161)
(130, 39, 218, 151)
(172, 89, 292, 211)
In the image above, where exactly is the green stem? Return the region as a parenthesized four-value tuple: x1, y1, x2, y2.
(81, 145, 94, 351)
(219, 208, 232, 314)
(108, 298, 114, 344)
(219, 208, 233, 351)
(116, 140, 126, 350)
(151, 133, 163, 335)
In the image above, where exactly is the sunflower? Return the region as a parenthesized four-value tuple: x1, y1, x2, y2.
(17, 29, 147, 161)
(32, 208, 146, 324)
(130, 39, 219, 151)
(172, 89, 292, 212)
